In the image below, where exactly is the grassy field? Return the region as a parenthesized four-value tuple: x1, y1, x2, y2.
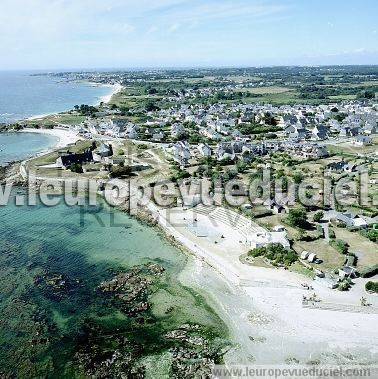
(333, 226, 378, 268)
(26, 140, 94, 178)
(242, 86, 293, 94)
(26, 113, 86, 126)
(328, 95, 357, 100)
(327, 137, 378, 156)
(109, 89, 172, 111)
(225, 75, 261, 82)
(254, 212, 377, 273)
(235, 91, 300, 105)
(293, 239, 345, 273)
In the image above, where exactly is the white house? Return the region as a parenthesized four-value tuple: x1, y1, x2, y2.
(197, 143, 212, 157)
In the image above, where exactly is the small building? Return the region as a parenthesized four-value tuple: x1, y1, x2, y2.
(97, 143, 113, 158)
(326, 161, 348, 172)
(171, 123, 185, 138)
(263, 198, 286, 214)
(273, 203, 286, 214)
(152, 132, 165, 142)
(56, 151, 93, 169)
(197, 142, 212, 157)
(338, 266, 357, 279)
(307, 253, 317, 263)
(352, 135, 372, 146)
(172, 141, 192, 166)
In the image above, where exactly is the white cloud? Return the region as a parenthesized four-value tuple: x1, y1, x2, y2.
(0, 0, 286, 45)
(149, 1, 287, 23)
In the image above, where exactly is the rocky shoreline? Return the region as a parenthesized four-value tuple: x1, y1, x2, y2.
(0, 185, 230, 377)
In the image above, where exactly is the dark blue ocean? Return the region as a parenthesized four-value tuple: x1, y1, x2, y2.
(0, 70, 112, 123)
(0, 70, 113, 164)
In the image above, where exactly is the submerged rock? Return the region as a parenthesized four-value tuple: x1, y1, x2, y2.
(34, 271, 80, 300)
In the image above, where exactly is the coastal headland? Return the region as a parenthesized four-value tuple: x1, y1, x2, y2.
(1, 66, 377, 375)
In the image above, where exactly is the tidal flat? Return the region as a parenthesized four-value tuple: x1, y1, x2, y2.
(0, 189, 229, 378)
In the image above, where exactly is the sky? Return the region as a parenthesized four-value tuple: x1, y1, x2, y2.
(0, 0, 377, 70)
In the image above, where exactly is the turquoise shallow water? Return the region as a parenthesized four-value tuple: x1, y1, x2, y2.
(0, 190, 227, 377)
(0, 132, 59, 165)
(0, 70, 112, 123)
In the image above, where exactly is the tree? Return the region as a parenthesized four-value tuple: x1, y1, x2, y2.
(330, 239, 348, 255)
(313, 211, 324, 223)
(235, 160, 248, 173)
(147, 87, 158, 95)
(76, 104, 97, 116)
(286, 208, 308, 229)
(365, 281, 378, 294)
(248, 243, 297, 267)
(188, 134, 203, 144)
(292, 172, 304, 184)
(145, 101, 160, 112)
(68, 163, 83, 173)
(338, 279, 351, 291)
(358, 90, 375, 99)
(109, 165, 132, 178)
(362, 228, 378, 243)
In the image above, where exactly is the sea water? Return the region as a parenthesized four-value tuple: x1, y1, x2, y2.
(0, 70, 113, 123)
(0, 132, 59, 165)
(0, 190, 228, 377)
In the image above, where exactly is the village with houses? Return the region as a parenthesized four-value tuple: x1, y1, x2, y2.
(9, 66, 377, 310)
(2, 0, 378, 373)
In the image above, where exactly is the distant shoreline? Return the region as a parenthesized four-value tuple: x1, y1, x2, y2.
(25, 81, 122, 122)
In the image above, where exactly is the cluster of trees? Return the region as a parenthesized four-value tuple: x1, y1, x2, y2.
(365, 281, 378, 293)
(68, 163, 83, 173)
(358, 90, 375, 99)
(237, 123, 281, 135)
(174, 121, 203, 144)
(248, 243, 297, 267)
(145, 101, 160, 112)
(299, 84, 377, 100)
(262, 113, 278, 126)
(330, 239, 349, 255)
(313, 211, 324, 223)
(360, 264, 378, 278)
(0, 123, 25, 131)
(196, 156, 221, 179)
(170, 164, 190, 182)
(74, 104, 98, 116)
(210, 91, 262, 102)
(109, 165, 132, 178)
(361, 227, 378, 243)
(195, 155, 250, 183)
(286, 208, 309, 229)
(146, 87, 158, 95)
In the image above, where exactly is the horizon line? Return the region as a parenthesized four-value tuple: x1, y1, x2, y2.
(1, 63, 378, 73)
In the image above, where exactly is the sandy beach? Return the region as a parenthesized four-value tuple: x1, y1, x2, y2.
(98, 83, 122, 104)
(142, 202, 378, 366)
(21, 127, 83, 149)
